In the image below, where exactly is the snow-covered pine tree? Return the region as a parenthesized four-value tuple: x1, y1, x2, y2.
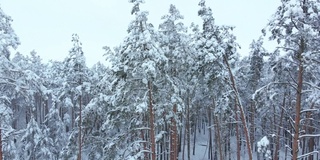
(158, 4, 193, 159)
(266, 0, 320, 159)
(60, 34, 90, 159)
(247, 38, 266, 154)
(194, 0, 247, 159)
(77, 61, 112, 159)
(20, 116, 56, 160)
(0, 6, 20, 60)
(106, 1, 167, 159)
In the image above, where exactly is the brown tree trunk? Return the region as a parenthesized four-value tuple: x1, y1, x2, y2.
(292, 39, 304, 160)
(148, 81, 156, 160)
(170, 120, 174, 160)
(141, 115, 149, 160)
(224, 54, 252, 160)
(163, 116, 168, 160)
(213, 98, 223, 160)
(274, 94, 286, 160)
(78, 95, 82, 160)
(174, 105, 178, 160)
(249, 101, 255, 153)
(214, 114, 223, 160)
(207, 105, 213, 160)
(170, 104, 178, 160)
(193, 109, 197, 156)
(307, 103, 315, 160)
(182, 123, 186, 160)
(235, 100, 241, 160)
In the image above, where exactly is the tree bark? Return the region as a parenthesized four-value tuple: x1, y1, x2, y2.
(235, 100, 241, 160)
(141, 115, 149, 160)
(214, 114, 223, 160)
(78, 95, 82, 160)
(182, 122, 186, 160)
(213, 98, 223, 160)
(193, 110, 197, 156)
(186, 97, 190, 160)
(274, 94, 285, 160)
(249, 101, 255, 153)
(307, 103, 315, 160)
(148, 81, 156, 160)
(173, 104, 178, 160)
(170, 118, 174, 160)
(224, 54, 252, 160)
(207, 104, 213, 160)
(292, 39, 304, 160)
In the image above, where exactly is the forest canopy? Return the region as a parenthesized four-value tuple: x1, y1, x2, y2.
(0, 0, 320, 160)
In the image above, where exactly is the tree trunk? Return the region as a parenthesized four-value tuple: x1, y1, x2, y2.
(214, 115, 223, 160)
(186, 97, 190, 160)
(78, 95, 82, 160)
(170, 119, 174, 160)
(249, 101, 255, 153)
(193, 110, 197, 156)
(170, 106, 177, 160)
(207, 104, 213, 160)
(235, 100, 241, 160)
(292, 39, 304, 160)
(213, 98, 223, 160)
(228, 122, 231, 160)
(274, 94, 285, 160)
(307, 103, 315, 160)
(141, 116, 149, 160)
(182, 122, 186, 160)
(148, 81, 156, 160)
(224, 54, 252, 160)
(163, 117, 168, 160)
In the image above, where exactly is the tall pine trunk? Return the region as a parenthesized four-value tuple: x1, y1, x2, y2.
(214, 114, 223, 160)
(182, 122, 186, 160)
(141, 114, 149, 160)
(213, 98, 223, 160)
(186, 96, 190, 160)
(274, 94, 285, 160)
(249, 101, 255, 153)
(207, 104, 213, 160)
(170, 104, 178, 160)
(292, 39, 304, 160)
(78, 95, 82, 160)
(307, 103, 315, 160)
(148, 81, 156, 160)
(235, 100, 241, 160)
(193, 110, 197, 156)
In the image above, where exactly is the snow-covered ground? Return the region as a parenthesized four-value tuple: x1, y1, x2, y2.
(178, 129, 293, 160)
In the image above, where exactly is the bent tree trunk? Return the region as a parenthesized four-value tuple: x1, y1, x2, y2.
(235, 101, 241, 160)
(224, 54, 252, 160)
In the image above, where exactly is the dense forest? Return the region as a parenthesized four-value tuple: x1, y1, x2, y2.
(1, 0, 320, 160)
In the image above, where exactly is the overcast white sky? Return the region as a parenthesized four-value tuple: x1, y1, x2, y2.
(2, 0, 280, 67)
